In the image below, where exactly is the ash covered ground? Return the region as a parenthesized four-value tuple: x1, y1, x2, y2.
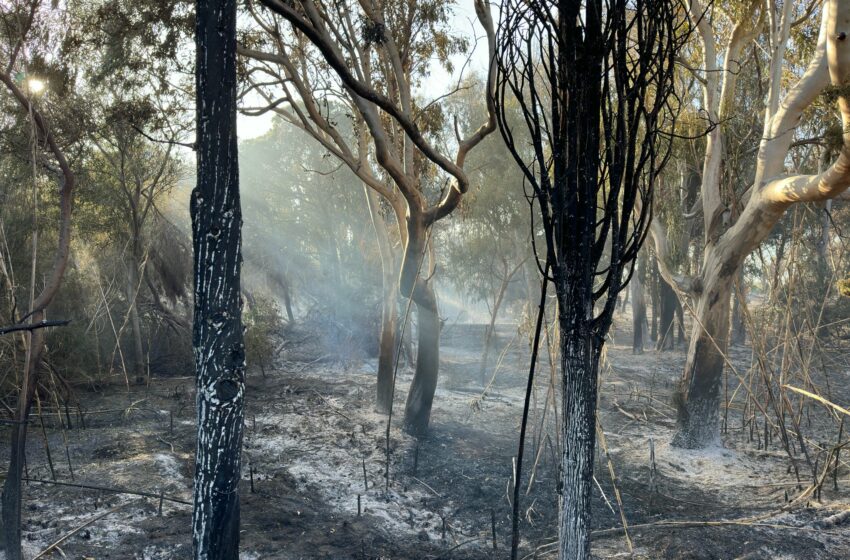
(3, 318, 850, 559)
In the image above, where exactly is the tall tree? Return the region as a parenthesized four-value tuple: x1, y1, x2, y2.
(652, 0, 850, 448)
(192, 0, 246, 556)
(241, 0, 496, 434)
(494, 0, 683, 557)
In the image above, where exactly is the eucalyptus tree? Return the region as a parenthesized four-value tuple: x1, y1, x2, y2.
(652, 0, 850, 448)
(494, 0, 684, 556)
(240, 0, 497, 434)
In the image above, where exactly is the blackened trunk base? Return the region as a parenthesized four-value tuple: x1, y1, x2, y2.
(402, 293, 440, 436)
(1, 317, 45, 560)
(375, 288, 397, 414)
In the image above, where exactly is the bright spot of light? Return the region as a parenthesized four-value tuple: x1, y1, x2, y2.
(27, 78, 45, 93)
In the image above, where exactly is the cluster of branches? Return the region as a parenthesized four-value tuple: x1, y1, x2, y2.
(495, 0, 687, 332)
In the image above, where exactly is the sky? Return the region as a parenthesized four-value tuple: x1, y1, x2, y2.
(236, 1, 492, 140)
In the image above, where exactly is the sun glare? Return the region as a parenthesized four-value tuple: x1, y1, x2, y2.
(27, 78, 45, 93)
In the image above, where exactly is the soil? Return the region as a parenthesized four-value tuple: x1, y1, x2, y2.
(2, 316, 850, 559)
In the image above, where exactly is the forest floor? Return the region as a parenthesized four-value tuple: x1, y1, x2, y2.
(3, 314, 850, 559)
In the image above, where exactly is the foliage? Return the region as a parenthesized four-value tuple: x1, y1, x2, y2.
(244, 295, 283, 375)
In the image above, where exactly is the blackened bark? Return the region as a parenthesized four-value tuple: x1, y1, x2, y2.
(656, 276, 677, 351)
(673, 254, 734, 448)
(558, 320, 600, 560)
(730, 268, 747, 346)
(402, 283, 440, 435)
(375, 299, 397, 413)
(632, 255, 647, 354)
(2, 319, 45, 560)
(399, 212, 442, 435)
(192, 0, 246, 557)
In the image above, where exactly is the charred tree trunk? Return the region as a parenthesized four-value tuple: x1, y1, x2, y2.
(403, 285, 440, 435)
(656, 276, 677, 351)
(632, 255, 647, 353)
(2, 320, 44, 560)
(730, 268, 747, 346)
(558, 312, 600, 560)
(672, 250, 735, 448)
(400, 212, 440, 435)
(375, 287, 398, 413)
(191, 0, 245, 557)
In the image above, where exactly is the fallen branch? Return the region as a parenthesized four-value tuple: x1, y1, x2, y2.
(0, 475, 190, 505)
(0, 319, 70, 336)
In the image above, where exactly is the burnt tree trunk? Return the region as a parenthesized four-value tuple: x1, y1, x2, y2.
(402, 286, 440, 435)
(400, 212, 440, 436)
(730, 268, 747, 346)
(2, 321, 45, 560)
(672, 249, 736, 448)
(632, 254, 647, 353)
(558, 313, 600, 560)
(192, 0, 246, 557)
(656, 276, 677, 351)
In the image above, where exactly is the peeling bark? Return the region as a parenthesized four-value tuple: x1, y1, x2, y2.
(365, 186, 399, 414)
(671, 0, 850, 448)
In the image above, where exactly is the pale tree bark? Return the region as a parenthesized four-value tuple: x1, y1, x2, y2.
(365, 186, 400, 413)
(660, 0, 850, 448)
(192, 0, 246, 556)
